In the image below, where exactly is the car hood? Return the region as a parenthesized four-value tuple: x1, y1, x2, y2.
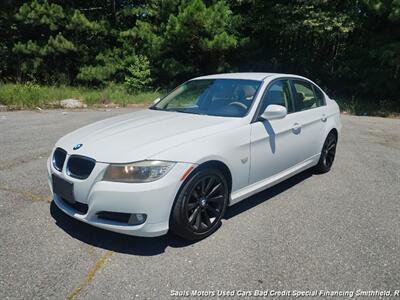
(56, 109, 240, 163)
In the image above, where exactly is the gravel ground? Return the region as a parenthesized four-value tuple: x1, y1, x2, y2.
(0, 109, 399, 299)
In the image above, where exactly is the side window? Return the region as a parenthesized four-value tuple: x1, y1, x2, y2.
(259, 80, 293, 116)
(313, 85, 325, 106)
(292, 80, 322, 111)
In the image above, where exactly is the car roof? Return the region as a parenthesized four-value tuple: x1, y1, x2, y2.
(192, 72, 305, 81)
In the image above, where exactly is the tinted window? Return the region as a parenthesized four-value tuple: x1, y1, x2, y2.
(313, 85, 325, 106)
(292, 80, 322, 111)
(153, 79, 261, 117)
(259, 80, 293, 115)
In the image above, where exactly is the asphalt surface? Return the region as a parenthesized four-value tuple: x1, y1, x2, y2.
(0, 109, 399, 300)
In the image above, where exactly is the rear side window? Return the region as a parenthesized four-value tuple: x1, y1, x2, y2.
(292, 80, 323, 112)
(313, 86, 325, 106)
(259, 80, 294, 115)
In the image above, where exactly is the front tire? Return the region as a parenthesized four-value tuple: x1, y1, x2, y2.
(314, 131, 337, 173)
(170, 168, 229, 241)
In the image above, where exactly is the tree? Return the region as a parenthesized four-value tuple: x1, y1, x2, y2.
(11, 0, 107, 83)
(126, 0, 238, 86)
(124, 55, 152, 94)
(334, 0, 400, 109)
(161, 0, 237, 84)
(0, 0, 398, 111)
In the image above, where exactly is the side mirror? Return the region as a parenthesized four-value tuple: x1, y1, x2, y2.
(153, 97, 161, 105)
(260, 104, 287, 120)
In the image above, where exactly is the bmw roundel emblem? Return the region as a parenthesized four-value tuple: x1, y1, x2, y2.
(73, 143, 83, 150)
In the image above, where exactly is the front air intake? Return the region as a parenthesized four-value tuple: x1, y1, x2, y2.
(96, 211, 147, 225)
(60, 198, 89, 214)
(66, 155, 96, 180)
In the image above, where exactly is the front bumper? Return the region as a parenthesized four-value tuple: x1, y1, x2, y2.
(47, 154, 194, 237)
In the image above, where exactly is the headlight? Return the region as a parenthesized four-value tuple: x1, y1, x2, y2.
(103, 160, 175, 183)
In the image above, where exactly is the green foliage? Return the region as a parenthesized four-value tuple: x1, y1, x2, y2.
(161, 0, 237, 83)
(77, 49, 123, 86)
(0, 0, 399, 112)
(10, 0, 108, 84)
(77, 48, 142, 86)
(16, 0, 65, 31)
(67, 10, 105, 33)
(124, 55, 152, 94)
(42, 33, 77, 55)
(364, 0, 400, 21)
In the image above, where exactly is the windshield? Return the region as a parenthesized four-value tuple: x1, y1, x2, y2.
(151, 79, 262, 117)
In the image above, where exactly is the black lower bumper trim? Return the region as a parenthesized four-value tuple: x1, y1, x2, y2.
(60, 197, 88, 214)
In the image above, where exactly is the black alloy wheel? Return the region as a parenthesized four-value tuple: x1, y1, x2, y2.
(315, 131, 337, 173)
(170, 168, 229, 241)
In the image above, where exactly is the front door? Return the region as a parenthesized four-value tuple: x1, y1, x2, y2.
(250, 79, 299, 184)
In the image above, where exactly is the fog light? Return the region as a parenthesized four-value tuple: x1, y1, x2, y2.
(128, 213, 147, 225)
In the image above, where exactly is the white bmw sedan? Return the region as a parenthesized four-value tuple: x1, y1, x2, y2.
(48, 73, 341, 240)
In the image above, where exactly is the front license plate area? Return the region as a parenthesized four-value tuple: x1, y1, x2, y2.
(52, 175, 75, 204)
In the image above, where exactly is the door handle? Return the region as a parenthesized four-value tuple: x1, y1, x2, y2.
(321, 114, 327, 122)
(292, 123, 302, 134)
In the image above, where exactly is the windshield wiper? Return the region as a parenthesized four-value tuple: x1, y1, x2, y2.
(149, 106, 163, 110)
(165, 108, 203, 115)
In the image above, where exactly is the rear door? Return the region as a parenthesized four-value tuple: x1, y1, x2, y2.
(289, 79, 328, 163)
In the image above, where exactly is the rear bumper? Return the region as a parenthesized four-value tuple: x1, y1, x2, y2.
(47, 156, 193, 237)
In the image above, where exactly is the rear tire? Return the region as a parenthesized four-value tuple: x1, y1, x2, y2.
(169, 168, 229, 241)
(314, 131, 337, 173)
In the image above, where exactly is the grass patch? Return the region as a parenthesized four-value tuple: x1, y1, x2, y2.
(335, 96, 399, 118)
(0, 83, 161, 109)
